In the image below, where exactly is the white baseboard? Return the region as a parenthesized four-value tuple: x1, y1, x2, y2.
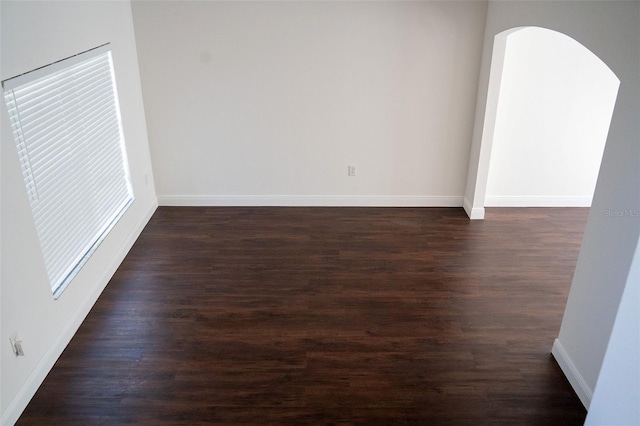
(1, 198, 158, 426)
(158, 195, 464, 207)
(552, 338, 593, 409)
(463, 197, 485, 220)
(485, 196, 592, 207)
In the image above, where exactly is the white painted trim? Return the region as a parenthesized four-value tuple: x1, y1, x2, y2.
(158, 195, 464, 208)
(463, 197, 473, 217)
(463, 197, 485, 220)
(485, 196, 592, 207)
(1, 198, 158, 426)
(552, 338, 593, 410)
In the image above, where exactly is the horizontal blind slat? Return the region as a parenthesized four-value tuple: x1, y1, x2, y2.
(2, 46, 133, 296)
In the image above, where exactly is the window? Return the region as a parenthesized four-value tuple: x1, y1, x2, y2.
(2, 44, 134, 298)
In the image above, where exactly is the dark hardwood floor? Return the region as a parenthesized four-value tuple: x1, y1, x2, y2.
(19, 207, 588, 425)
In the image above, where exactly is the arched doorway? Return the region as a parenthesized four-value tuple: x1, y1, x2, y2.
(485, 27, 619, 207)
(465, 26, 619, 217)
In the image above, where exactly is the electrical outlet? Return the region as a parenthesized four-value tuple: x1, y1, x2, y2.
(348, 165, 357, 177)
(10, 334, 24, 356)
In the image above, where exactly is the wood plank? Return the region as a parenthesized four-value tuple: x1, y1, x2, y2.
(18, 207, 588, 424)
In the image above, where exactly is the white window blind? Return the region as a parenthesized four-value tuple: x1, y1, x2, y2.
(2, 44, 134, 298)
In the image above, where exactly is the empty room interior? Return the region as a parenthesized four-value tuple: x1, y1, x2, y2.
(1, 1, 638, 425)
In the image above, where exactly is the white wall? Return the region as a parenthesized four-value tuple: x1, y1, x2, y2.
(485, 27, 619, 207)
(0, 2, 157, 424)
(465, 0, 640, 414)
(585, 236, 640, 425)
(131, 1, 487, 206)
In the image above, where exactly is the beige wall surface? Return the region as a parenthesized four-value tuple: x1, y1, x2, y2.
(132, 1, 487, 204)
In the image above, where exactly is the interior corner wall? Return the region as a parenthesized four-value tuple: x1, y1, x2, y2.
(0, 2, 157, 424)
(131, 1, 487, 206)
(471, 0, 640, 413)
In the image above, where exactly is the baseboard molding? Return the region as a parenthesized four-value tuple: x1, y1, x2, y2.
(552, 338, 593, 409)
(158, 195, 464, 207)
(463, 197, 485, 220)
(1, 197, 158, 426)
(485, 196, 592, 207)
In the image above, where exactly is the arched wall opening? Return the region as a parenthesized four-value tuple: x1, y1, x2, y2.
(485, 27, 620, 207)
(471, 26, 620, 212)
